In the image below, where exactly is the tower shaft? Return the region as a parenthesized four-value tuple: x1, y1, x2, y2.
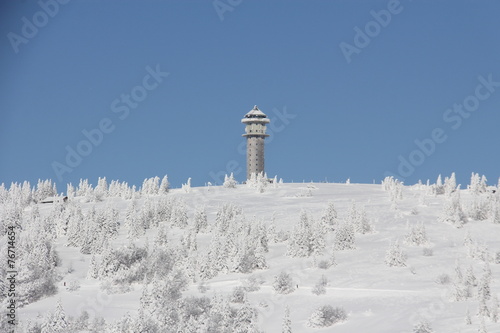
(241, 105, 270, 181)
(246, 136, 265, 180)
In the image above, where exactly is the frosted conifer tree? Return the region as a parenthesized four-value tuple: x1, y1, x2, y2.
(478, 316, 487, 333)
(433, 175, 444, 195)
(87, 254, 99, 279)
(182, 177, 192, 193)
(246, 172, 258, 188)
(223, 173, 237, 188)
(310, 218, 326, 256)
(273, 175, 279, 188)
(194, 205, 208, 233)
(478, 273, 491, 301)
(439, 187, 467, 228)
(171, 200, 189, 228)
(491, 295, 499, 323)
(66, 183, 76, 199)
(160, 175, 169, 194)
(490, 199, 500, 224)
(385, 241, 407, 267)
(443, 173, 456, 197)
(287, 210, 313, 257)
(470, 173, 488, 194)
(466, 193, 489, 221)
(321, 201, 338, 231)
(478, 297, 490, 318)
(463, 265, 477, 287)
(282, 305, 292, 333)
(125, 201, 144, 240)
(94, 177, 108, 200)
(41, 300, 68, 333)
(333, 222, 355, 251)
(405, 222, 428, 246)
(257, 172, 268, 193)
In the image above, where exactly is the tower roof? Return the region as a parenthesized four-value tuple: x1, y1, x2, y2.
(244, 105, 267, 118)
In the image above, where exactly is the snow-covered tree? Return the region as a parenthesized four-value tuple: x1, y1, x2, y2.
(490, 198, 500, 224)
(194, 205, 208, 233)
(312, 275, 328, 295)
(443, 173, 456, 197)
(467, 196, 489, 221)
(171, 200, 189, 228)
(230, 286, 247, 303)
(333, 221, 355, 251)
(412, 321, 433, 333)
(273, 271, 295, 294)
(478, 272, 491, 301)
(478, 315, 487, 333)
(87, 254, 99, 279)
(438, 187, 467, 228)
(405, 222, 428, 246)
(141, 176, 160, 195)
(125, 201, 144, 240)
(469, 173, 488, 194)
(182, 177, 192, 193)
(94, 177, 108, 200)
(321, 201, 338, 231)
(385, 241, 407, 267)
(287, 210, 324, 256)
(223, 173, 237, 188)
(491, 295, 499, 323)
(307, 305, 347, 328)
(160, 175, 169, 194)
(432, 174, 445, 195)
(41, 300, 68, 333)
(348, 202, 373, 234)
(282, 305, 292, 333)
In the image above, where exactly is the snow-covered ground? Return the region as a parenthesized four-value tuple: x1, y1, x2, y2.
(6, 179, 500, 332)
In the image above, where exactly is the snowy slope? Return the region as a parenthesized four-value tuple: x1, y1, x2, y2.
(10, 181, 500, 332)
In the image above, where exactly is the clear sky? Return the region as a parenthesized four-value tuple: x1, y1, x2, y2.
(1, 0, 500, 191)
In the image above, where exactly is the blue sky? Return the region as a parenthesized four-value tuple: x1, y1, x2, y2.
(1, 0, 500, 191)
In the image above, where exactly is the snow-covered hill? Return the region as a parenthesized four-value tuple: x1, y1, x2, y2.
(2, 176, 500, 332)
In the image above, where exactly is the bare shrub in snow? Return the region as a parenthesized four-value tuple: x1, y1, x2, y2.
(307, 305, 347, 328)
(244, 275, 263, 292)
(435, 274, 451, 285)
(67, 280, 80, 291)
(422, 247, 433, 256)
